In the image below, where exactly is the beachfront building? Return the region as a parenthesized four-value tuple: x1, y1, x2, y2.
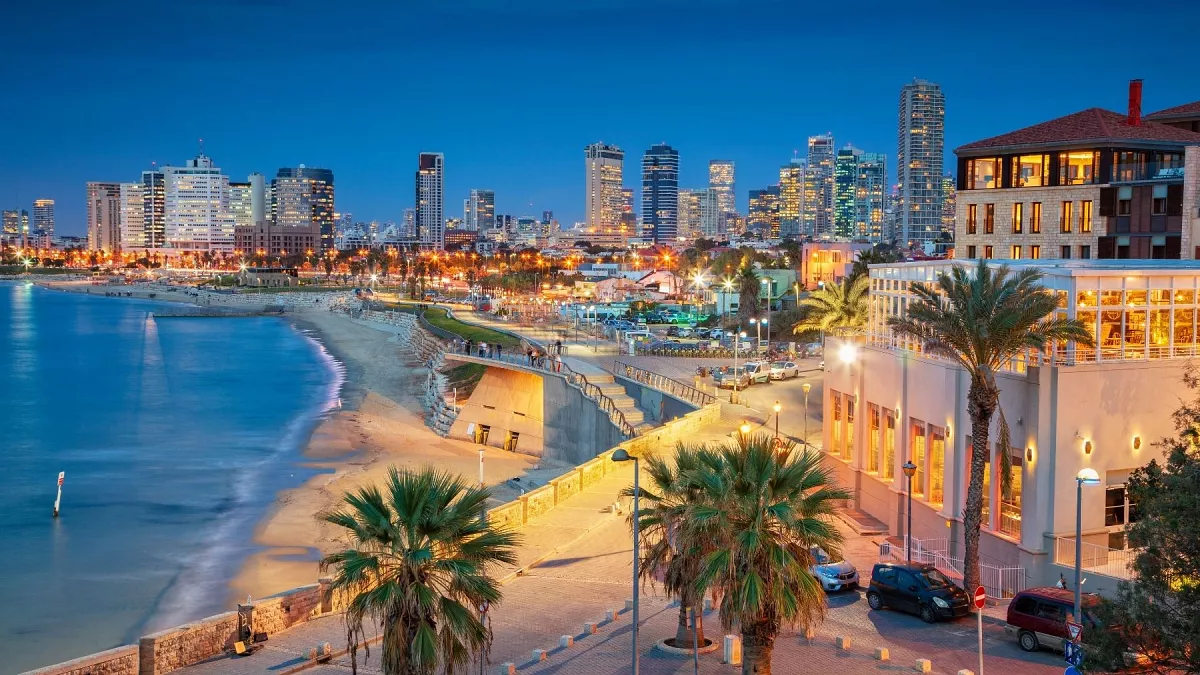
(163, 153, 235, 253)
(86, 182, 122, 253)
(822, 258, 1200, 594)
(799, 241, 872, 288)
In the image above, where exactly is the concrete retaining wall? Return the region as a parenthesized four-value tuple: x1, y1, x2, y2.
(543, 375, 626, 464)
(613, 376, 698, 423)
(449, 367, 546, 455)
(21, 645, 139, 675)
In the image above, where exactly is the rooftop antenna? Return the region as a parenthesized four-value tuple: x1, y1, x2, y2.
(198, 137, 205, 156)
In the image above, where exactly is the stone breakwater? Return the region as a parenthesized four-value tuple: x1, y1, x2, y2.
(23, 400, 723, 675)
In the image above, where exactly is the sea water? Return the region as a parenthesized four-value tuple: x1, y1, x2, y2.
(1, 283, 341, 673)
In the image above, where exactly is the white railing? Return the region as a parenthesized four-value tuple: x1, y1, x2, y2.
(1054, 536, 1137, 580)
(881, 537, 1027, 599)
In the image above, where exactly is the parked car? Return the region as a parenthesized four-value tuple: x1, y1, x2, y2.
(810, 546, 859, 592)
(713, 367, 751, 389)
(769, 361, 800, 379)
(804, 342, 823, 357)
(1005, 587, 1101, 653)
(742, 362, 772, 384)
(866, 562, 970, 623)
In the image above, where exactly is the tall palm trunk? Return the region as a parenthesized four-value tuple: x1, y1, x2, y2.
(673, 590, 705, 646)
(964, 373, 999, 594)
(740, 615, 778, 674)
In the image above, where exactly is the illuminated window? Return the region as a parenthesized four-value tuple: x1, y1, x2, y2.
(984, 204, 995, 234)
(883, 411, 895, 481)
(1081, 201, 1093, 233)
(910, 421, 926, 497)
(1011, 245, 1021, 259)
(984, 245, 994, 259)
(1060, 201, 1073, 233)
(1030, 245, 1041, 260)
(844, 398, 855, 460)
(868, 404, 880, 473)
(1011, 202, 1023, 233)
(999, 448, 1022, 538)
(830, 391, 842, 456)
(929, 427, 945, 507)
(1059, 151, 1098, 185)
(969, 158, 1001, 189)
(1013, 154, 1048, 187)
(1030, 202, 1042, 233)
(966, 204, 977, 234)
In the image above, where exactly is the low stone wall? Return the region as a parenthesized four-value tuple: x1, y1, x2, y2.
(138, 612, 239, 675)
(21, 645, 139, 675)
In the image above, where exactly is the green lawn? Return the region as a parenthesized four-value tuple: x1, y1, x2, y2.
(422, 306, 522, 349)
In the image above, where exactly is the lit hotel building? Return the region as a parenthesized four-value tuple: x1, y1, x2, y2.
(584, 143, 628, 247)
(416, 152, 445, 249)
(709, 160, 736, 224)
(642, 143, 679, 245)
(897, 79, 946, 249)
(163, 153, 235, 252)
(86, 182, 122, 253)
(824, 257, 1200, 592)
(955, 81, 1200, 262)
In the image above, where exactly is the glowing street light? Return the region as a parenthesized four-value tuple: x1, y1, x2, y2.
(838, 343, 859, 364)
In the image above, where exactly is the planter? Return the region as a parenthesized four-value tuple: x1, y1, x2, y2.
(654, 637, 719, 656)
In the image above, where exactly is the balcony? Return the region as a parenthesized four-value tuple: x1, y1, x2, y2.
(1111, 162, 1186, 184)
(1053, 536, 1137, 580)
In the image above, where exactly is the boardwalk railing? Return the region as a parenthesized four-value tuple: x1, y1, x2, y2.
(881, 537, 1028, 599)
(1054, 536, 1136, 580)
(613, 360, 717, 407)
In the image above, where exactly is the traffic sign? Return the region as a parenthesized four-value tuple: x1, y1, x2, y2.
(1066, 621, 1082, 643)
(973, 585, 987, 609)
(1064, 641, 1083, 667)
(1065, 667, 1081, 675)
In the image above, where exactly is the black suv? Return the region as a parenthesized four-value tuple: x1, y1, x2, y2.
(866, 562, 970, 623)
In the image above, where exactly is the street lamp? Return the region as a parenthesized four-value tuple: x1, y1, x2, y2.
(732, 331, 748, 404)
(1074, 467, 1101, 622)
(750, 318, 761, 352)
(773, 401, 781, 441)
(739, 421, 752, 443)
(902, 461, 917, 564)
(611, 448, 641, 675)
(760, 277, 772, 347)
(801, 382, 812, 447)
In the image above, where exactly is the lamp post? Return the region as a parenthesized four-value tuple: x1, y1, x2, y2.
(732, 330, 747, 404)
(1074, 468, 1101, 622)
(903, 461, 917, 564)
(773, 401, 781, 441)
(801, 382, 812, 448)
(739, 421, 752, 444)
(761, 277, 772, 348)
(611, 449, 640, 675)
(750, 317, 760, 352)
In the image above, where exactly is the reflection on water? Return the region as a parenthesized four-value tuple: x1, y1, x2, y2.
(0, 284, 340, 672)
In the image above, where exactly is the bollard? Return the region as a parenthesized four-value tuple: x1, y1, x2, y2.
(915, 658, 932, 672)
(703, 597, 713, 612)
(532, 648, 548, 662)
(956, 670, 975, 675)
(499, 664, 516, 675)
(875, 647, 890, 661)
(605, 609, 618, 622)
(723, 635, 742, 665)
(584, 621, 599, 634)
(624, 598, 635, 611)
(836, 636, 852, 650)
(559, 635, 574, 648)
(805, 627, 815, 643)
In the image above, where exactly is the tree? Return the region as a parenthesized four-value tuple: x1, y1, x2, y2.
(686, 436, 850, 674)
(886, 259, 1093, 594)
(849, 247, 901, 280)
(626, 446, 712, 648)
(790, 275, 869, 338)
(736, 266, 761, 324)
(1089, 365, 1200, 673)
(320, 467, 519, 675)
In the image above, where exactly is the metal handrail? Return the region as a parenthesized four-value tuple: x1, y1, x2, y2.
(613, 360, 717, 407)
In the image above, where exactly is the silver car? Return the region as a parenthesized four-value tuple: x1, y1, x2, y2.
(769, 360, 799, 380)
(810, 546, 859, 592)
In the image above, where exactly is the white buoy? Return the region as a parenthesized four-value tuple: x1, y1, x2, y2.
(53, 471, 64, 517)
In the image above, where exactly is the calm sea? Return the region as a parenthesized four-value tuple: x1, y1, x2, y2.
(2, 283, 341, 673)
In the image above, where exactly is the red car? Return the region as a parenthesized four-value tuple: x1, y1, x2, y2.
(1004, 587, 1100, 652)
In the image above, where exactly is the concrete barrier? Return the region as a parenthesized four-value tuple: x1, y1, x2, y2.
(532, 648, 548, 662)
(559, 635, 574, 648)
(723, 635, 742, 665)
(957, 670, 975, 675)
(605, 609, 618, 622)
(836, 636, 851, 650)
(499, 664, 516, 675)
(915, 658, 932, 672)
(875, 647, 890, 661)
(584, 621, 599, 634)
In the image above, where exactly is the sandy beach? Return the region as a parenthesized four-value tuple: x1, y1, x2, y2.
(33, 279, 571, 605)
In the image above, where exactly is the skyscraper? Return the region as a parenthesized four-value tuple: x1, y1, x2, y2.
(856, 152, 888, 242)
(834, 147, 861, 238)
(778, 159, 805, 240)
(805, 135, 835, 237)
(86, 182, 122, 252)
(2, 209, 21, 239)
(620, 187, 637, 235)
(940, 174, 956, 239)
(402, 208, 416, 239)
(163, 153, 234, 251)
(119, 183, 144, 250)
(584, 143, 625, 243)
(709, 160, 736, 219)
(416, 152, 445, 249)
(32, 199, 55, 245)
(229, 172, 266, 233)
(677, 189, 702, 241)
(139, 169, 166, 249)
(270, 166, 334, 253)
(897, 79, 946, 248)
(748, 186, 781, 238)
(642, 143, 679, 244)
(465, 189, 495, 231)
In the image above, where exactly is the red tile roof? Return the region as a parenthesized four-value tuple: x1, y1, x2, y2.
(957, 107, 1200, 153)
(1145, 100, 1200, 120)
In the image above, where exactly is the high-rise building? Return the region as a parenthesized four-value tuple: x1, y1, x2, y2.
(897, 79, 946, 248)
(620, 187, 637, 235)
(229, 172, 267, 237)
(805, 135, 835, 237)
(584, 143, 626, 245)
(119, 183, 144, 250)
(32, 199, 55, 244)
(2, 209, 20, 238)
(709, 160, 736, 218)
(801, 164, 823, 238)
(697, 188, 721, 238)
(416, 152, 445, 249)
(138, 169, 166, 249)
(834, 147, 861, 238)
(238, 166, 334, 255)
(465, 189, 495, 231)
(677, 189, 703, 241)
(940, 174, 956, 238)
(778, 159, 805, 240)
(402, 208, 416, 239)
(856, 152, 888, 242)
(163, 153, 234, 252)
(748, 186, 782, 238)
(86, 182, 122, 252)
(642, 143, 680, 244)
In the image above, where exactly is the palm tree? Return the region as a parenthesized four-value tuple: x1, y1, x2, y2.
(320, 466, 519, 675)
(687, 436, 850, 674)
(849, 247, 901, 280)
(791, 275, 869, 338)
(737, 266, 761, 324)
(626, 445, 712, 648)
(887, 258, 1093, 593)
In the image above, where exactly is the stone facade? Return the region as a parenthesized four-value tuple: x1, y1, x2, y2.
(1182, 146, 1200, 258)
(21, 645, 139, 675)
(138, 612, 239, 675)
(955, 184, 1102, 260)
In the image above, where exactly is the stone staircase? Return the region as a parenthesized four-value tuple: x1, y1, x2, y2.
(583, 371, 656, 435)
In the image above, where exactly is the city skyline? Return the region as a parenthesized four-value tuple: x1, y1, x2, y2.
(4, 1, 1200, 235)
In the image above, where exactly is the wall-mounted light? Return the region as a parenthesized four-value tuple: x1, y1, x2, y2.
(1084, 440, 1093, 455)
(1133, 436, 1142, 450)
(1026, 447, 1034, 462)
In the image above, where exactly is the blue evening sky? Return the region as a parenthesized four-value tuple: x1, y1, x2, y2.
(2, 0, 1197, 236)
